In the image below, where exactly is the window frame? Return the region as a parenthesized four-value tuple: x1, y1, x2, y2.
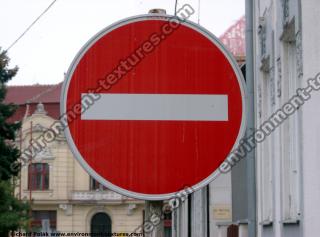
(31, 210, 57, 232)
(90, 176, 108, 191)
(28, 163, 49, 191)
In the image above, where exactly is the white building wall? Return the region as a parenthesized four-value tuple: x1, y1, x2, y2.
(172, 173, 232, 237)
(254, 0, 320, 237)
(209, 173, 232, 237)
(300, 1, 320, 236)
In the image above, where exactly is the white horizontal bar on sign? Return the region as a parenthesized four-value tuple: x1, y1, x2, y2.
(81, 93, 228, 121)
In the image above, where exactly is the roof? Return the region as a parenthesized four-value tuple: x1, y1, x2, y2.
(5, 83, 62, 104)
(6, 103, 61, 123)
(4, 83, 62, 122)
(219, 16, 245, 58)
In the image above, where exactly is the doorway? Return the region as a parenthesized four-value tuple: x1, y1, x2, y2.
(90, 212, 112, 234)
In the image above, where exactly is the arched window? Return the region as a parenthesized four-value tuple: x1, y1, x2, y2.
(28, 163, 49, 190)
(90, 212, 112, 234)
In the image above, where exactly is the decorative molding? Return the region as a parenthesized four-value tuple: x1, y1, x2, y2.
(32, 123, 66, 142)
(34, 146, 54, 161)
(296, 31, 303, 78)
(71, 191, 126, 201)
(33, 123, 47, 133)
(280, 218, 300, 225)
(259, 219, 273, 226)
(258, 84, 262, 119)
(280, 18, 295, 43)
(258, 17, 267, 58)
(282, 0, 290, 25)
(59, 204, 73, 216)
(33, 102, 47, 115)
(260, 55, 270, 73)
(277, 58, 282, 98)
(270, 66, 276, 106)
(127, 203, 137, 216)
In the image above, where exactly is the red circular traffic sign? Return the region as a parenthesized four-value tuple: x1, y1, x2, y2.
(61, 15, 246, 200)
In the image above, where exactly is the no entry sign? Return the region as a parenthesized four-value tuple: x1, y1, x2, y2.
(61, 15, 246, 200)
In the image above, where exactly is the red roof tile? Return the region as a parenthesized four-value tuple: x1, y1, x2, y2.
(6, 103, 60, 123)
(5, 83, 61, 122)
(5, 83, 62, 104)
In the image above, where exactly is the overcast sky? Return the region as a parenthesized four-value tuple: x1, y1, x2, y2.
(0, 0, 244, 85)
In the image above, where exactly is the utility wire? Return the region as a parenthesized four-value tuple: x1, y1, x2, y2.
(6, 0, 58, 52)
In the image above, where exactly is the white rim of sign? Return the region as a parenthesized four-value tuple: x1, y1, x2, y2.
(61, 14, 247, 201)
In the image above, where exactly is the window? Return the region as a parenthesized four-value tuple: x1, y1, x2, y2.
(28, 163, 49, 190)
(31, 210, 56, 232)
(90, 177, 108, 191)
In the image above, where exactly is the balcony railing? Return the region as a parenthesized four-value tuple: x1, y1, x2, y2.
(71, 190, 131, 201)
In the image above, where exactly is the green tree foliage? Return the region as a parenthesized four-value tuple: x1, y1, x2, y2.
(0, 49, 29, 236)
(0, 180, 29, 236)
(0, 49, 20, 180)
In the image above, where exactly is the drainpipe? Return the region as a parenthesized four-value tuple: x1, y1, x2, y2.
(245, 0, 256, 237)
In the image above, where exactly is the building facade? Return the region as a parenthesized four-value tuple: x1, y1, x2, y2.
(253, 0, 320, 237)
(6, 85, 145, 235)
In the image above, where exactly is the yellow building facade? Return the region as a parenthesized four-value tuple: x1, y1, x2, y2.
(15, 103, 144, 234)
